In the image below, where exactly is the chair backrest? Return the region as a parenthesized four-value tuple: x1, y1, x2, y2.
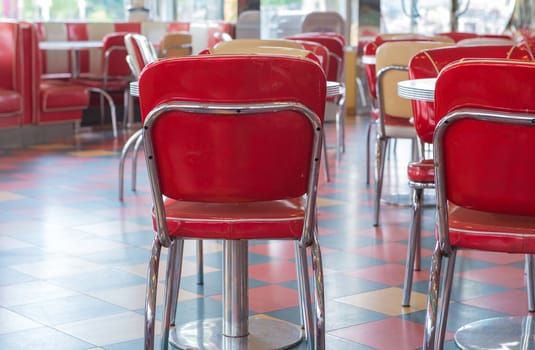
(213, 38, 303, 50)
(362, 34, 452, 102)
(158, 32, 192, 58)
(101, 32, 131, 78)
(433, 59, 535, 217)
(203, 44, 321, 68)
(301, 11, 345, 37)
(409, 44, 533, 143)
(124, 33, 157, 77)
(287, 39, 330, 73)
(376, 40, 451, 122)
(286, 33, 344, 82)
(138, 55, 326, 202)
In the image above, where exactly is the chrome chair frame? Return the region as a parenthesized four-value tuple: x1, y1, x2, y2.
(143, 101, 325, 350)
(373, 64, 419, 226)
(423, 108, 535, 349)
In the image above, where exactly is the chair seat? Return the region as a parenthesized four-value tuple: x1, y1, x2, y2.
(408, 159, 434, 183)
(446, 203, 535, 253)
(157, 197, 306, 240)
(0, 90, 21, 114)
(40, 81, 89, 111)
(72, 77, 130, 90)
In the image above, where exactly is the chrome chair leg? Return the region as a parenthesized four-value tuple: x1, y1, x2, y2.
(403, 186, 422, 306)
(436, 250, 456, 349)
(196, 240, 204, 285)
(322, 129, 330, 182)
(527, 254, 535, 311)
(373, 136, 388, 226)
(365, 119, 373, 185)
(132, 133, 143, 192)
(144, 236, 162, 350)
(295, 242, 313, 344)
(118, 129, 142, 201)
(161, 239, 184, 350)
(423, 243, 443, 350)
(310, 227, 325, 350)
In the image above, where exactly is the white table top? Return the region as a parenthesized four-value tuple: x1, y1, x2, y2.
(39, 40, 103, 50)
(130, 80, 344, 98)
(397, 78, 436, 102)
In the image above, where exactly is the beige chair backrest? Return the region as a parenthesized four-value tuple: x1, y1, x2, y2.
(457, 37, 514, 46)
(159, 32, 192, 58)
(208, 45, 313, 60)
(213, 38, 303, 51)
(376, 40, 452, 119)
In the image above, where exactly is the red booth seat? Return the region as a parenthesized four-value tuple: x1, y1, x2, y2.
(0, 21, 25, 128)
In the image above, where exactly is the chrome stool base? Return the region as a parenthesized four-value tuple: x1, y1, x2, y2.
(170, 316, 304, 350)
(455, 316, 535, 350)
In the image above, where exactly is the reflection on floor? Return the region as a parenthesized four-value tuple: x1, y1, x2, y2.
(0, 117, 531, 350)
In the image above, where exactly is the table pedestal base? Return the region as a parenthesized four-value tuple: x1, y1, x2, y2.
(170, 316, 304, 350)
(455, 316, 535, 350)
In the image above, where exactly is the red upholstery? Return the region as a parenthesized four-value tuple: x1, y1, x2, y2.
(407, 159, 434, 183)
(424, 60, 535, 349)
(101, 32, 132, 78)
(139, 55, 326, 210)
(286, 33, 344, 82)
(139, 55, 326, 349)
(402, 44, 532, 307)
(435, 60, 535, 221)
(0, 21, 24, 128)
(409, 44, 533, 144)
(289, 39, 330, 73)
(437, 31, 512, 43)
(21, 23, 89, 124)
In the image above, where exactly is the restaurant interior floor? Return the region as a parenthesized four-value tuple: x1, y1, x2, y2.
(0, 116, 530, 350)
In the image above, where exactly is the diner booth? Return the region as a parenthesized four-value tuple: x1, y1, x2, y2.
(3, 1, 535, 350)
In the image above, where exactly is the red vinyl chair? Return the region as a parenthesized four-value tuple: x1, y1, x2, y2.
(402, 44, 533, 307)
(72, 32, 134, 138)
(423, 59, 535, 349)
(286, 32, 346, 161)
(204, 39, 332, 181)
(138, 55, 326, 350)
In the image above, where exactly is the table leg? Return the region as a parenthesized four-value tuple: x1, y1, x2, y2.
(169, 240, 304, 349)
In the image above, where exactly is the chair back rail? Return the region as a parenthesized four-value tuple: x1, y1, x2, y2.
(409, 44, 533, 144)
(138, 55, 326, 203)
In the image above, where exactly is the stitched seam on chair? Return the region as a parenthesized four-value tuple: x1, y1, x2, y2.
(423, 51, 440, 75)
(166, 217, 304, 223)
(450, 228, 534, 237)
